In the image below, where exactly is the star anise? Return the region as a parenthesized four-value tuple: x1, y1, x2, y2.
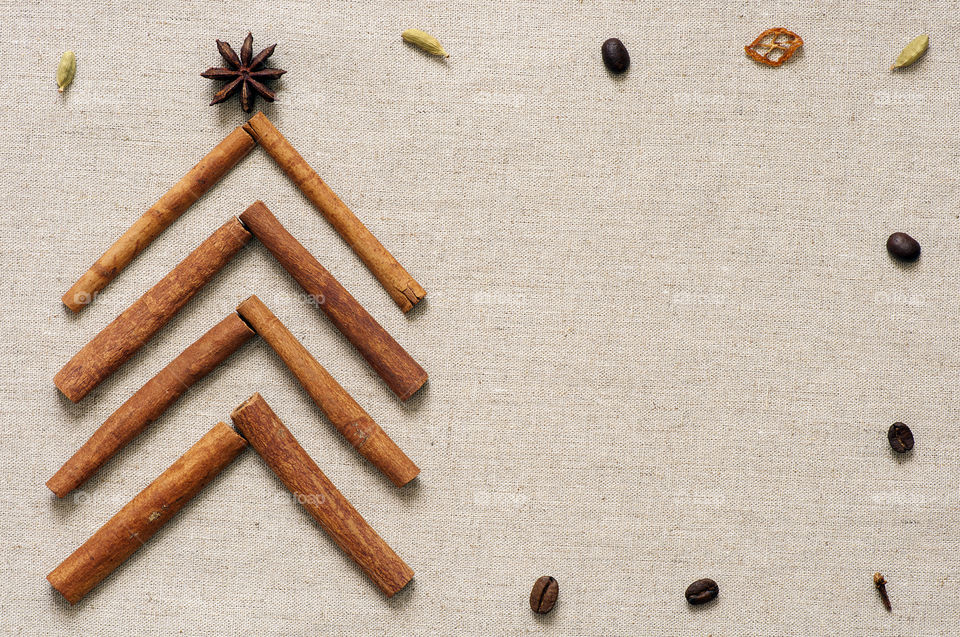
(201, 32, 286, 112)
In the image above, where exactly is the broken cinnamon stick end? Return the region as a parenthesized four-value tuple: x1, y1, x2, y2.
(47, 571, 82, 605)
(238, 200, 271, 228)
(46, 473, 72, 499)
(235, 294, 265, 322)
(61, 289, 86, 313)
(53, 367, 84, 403)
(385, 569, 415, 598)
(241, 112, 270, 143)
(228, 310, 257, 340)
(243, 111, 272, 140)
(398, 282, 427, 313)
(230, 392, 264, 425)
(370, 432, 420, 487)
(397, 371, 428, 402)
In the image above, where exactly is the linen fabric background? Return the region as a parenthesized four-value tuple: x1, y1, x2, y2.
(2, 1, 959, 635)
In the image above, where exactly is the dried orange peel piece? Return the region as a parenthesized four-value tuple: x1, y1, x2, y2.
(744, 28, 803, 67)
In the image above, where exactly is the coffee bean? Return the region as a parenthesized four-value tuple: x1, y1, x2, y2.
(685, 578, 719, 605)
(601, 38, 630, 74)
(886, 232, 921, 262)
(888, 422, 914, 453)
(529, 576, 558, 614)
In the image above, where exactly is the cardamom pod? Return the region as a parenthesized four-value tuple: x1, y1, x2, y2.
(402, 29, 449, 58)
(891, 34, 928, 70)
(57, 50, 76, 92)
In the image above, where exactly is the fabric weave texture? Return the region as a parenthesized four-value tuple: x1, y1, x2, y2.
(2, 1, 959, 635)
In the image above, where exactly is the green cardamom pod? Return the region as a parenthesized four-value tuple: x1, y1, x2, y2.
(57, 50, 76, 92)
(402, 29, 449, 58)
(891, 34, 928, 70)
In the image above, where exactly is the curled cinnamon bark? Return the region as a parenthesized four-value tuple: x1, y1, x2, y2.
(238, 201, 427, 401)
(47, 422, 247, 604)
(236, 295, 419, 486)
(231, 393, 414, 596)
(54, 217, 252, 403)
(47, 312, 255, 497)
(62, 126, 256, 312)
(243, 112, 425, 312)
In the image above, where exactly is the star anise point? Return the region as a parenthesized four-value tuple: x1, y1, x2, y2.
(202, 33, 285, 113)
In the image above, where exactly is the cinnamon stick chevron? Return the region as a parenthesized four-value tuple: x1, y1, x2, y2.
(54, 217, 252, 403)
(243, 112, 426, 312)
(62, 126, 256, 312)
(231, 393, 414, 597)
(236, 295, 419, 487)
(47, 312, 256, 497)
(239, 201, 427, 401)
(47, 423, 247, 604)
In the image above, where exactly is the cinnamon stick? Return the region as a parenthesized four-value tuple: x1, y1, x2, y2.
(47, 313, 256, 497)
(242, 112, 426, 313)
(54, 217, 252, 403)
(230, 393, 413, 597)
(47, 422, 247, 604)
(236, 295, 418, 487)
(238, 201, 427, 401)
(62, 126, 256, 312)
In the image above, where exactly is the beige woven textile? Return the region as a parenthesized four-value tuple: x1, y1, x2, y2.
(2, 1, 959, 635)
